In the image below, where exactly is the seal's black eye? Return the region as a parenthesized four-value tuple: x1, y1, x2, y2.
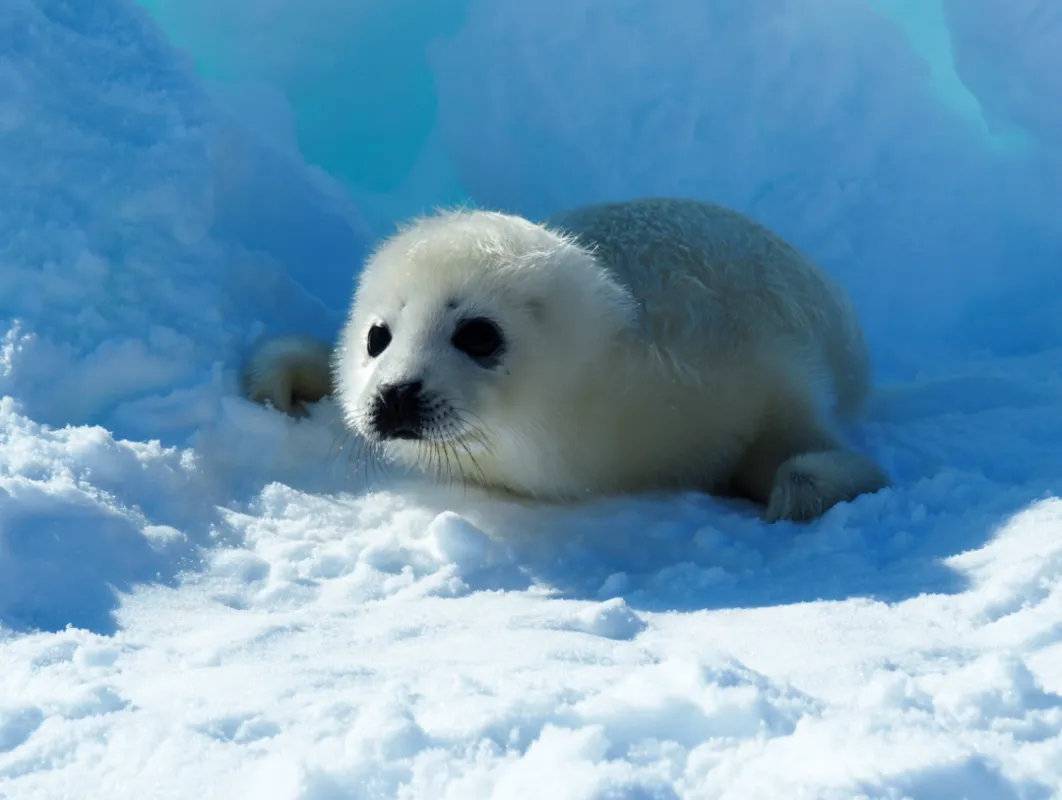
(451, 317, 505, 367)
(366, 323, 391, 358)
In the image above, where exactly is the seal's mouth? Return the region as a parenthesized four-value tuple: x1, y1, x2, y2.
(386, 428, 422, 441)
(373, 427, 490, 454)
(358, 404, 487, 451)
(369, 381, 429, 441)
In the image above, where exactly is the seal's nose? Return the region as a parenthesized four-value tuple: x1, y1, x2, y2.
(371, 380, 425, 440)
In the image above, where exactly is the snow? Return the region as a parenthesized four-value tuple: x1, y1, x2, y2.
(2, 0, 1062, 797)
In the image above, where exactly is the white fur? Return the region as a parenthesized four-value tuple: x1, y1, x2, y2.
(240, 333, 333, 417)
(242, 198, 890, 521)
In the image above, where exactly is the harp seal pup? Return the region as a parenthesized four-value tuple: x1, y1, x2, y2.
(242, 197, 890, 521)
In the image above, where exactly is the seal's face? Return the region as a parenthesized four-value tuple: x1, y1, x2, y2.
(363, 314, 505, 442)
(345, 298, 518, 448)
(333, 210, 637, 471)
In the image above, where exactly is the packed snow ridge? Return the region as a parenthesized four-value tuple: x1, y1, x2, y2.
(1, 0, 1061, 797)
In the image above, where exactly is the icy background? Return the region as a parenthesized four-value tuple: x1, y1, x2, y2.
(1, 0, 1061, 797)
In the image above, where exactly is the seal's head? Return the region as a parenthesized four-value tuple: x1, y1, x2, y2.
(333, 209, 637, 476)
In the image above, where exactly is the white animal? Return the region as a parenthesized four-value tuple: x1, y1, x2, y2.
(242, 198, 890, 521)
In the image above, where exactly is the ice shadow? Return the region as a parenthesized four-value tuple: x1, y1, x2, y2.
(0, 491, 201, 635)
(396, 477, 1046, 615)
(0, 414, 228, 636)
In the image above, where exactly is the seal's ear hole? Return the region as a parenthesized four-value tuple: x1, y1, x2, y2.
(524, 298, 547, 322)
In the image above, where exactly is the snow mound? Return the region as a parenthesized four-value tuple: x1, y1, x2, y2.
(0, 397, 214, 633)
(0, 0, 370, 440)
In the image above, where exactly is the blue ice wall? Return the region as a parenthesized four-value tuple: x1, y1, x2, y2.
(136, 0, 472, 235)
(5, 0, 1060, 436)
(0, 0, 372, 435)
(137, 0, 1062, 376)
